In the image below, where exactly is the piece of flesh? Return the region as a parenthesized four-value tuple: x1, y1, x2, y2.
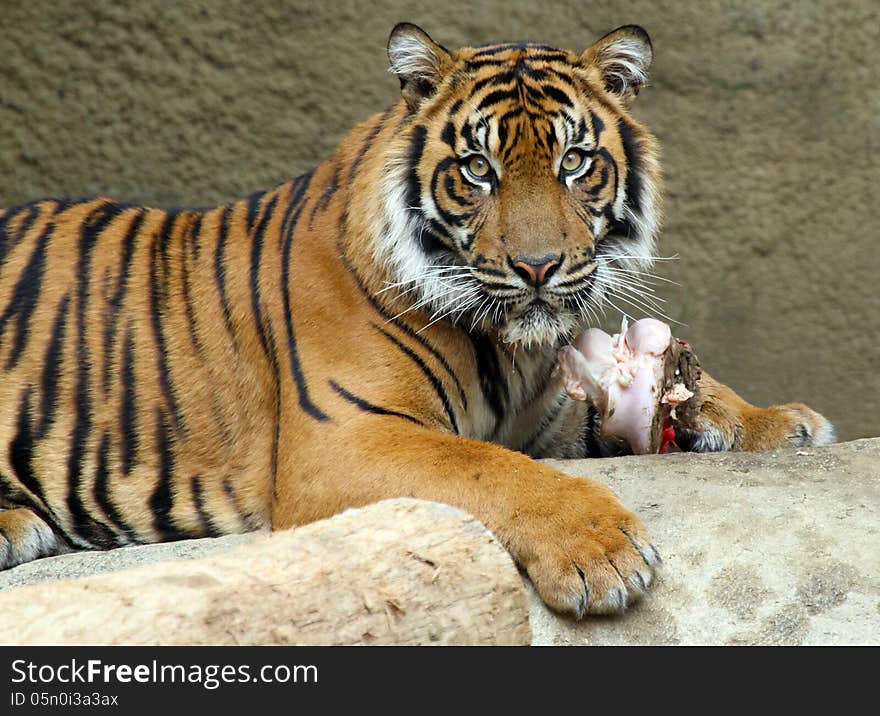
(554, 318, 702, 454)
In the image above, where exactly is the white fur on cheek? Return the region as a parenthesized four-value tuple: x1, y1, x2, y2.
(591, 133, 662, 317)
(370, 147, 480, 321)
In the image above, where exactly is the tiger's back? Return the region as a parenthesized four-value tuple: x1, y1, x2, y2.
(0, 193, 287, 559)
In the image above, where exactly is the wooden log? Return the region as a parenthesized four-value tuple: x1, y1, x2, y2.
(0, 499, 530, 646)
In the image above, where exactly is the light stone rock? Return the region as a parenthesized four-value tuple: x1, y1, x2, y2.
(532, 438, 880, 645)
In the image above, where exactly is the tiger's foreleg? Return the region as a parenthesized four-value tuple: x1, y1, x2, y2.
(677, 371, 836, 452)
(276, 419, 660, 618)
(0, 507, 69, 569)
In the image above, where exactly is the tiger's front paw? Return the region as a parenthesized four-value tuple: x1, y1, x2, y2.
(742, 402, 836, 451)
(515, 478, 661, 618)
(676, 401, 835, 453)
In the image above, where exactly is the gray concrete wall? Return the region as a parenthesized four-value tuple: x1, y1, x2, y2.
(1, 1, 877, 440)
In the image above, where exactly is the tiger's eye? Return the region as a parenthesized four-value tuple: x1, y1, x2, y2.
(561, 149, 585, 173)
(467, 155, 491, 178)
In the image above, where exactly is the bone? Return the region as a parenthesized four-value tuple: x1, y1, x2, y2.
(555, 318, 701, 454)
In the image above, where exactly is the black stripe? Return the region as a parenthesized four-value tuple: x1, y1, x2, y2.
(501, 123, 524, 163)
(556, 258, 594, 278)
(569, 115, 588, 146)
(0, 471, 25, 504)
(279, 172, 313, 244)
(119, 327, 138, 476)
(102, 208, 145, 393)
(180, 213, 205, 356)
(478, 87, 519, 110)
(590, 110, 606, 138)
(213, 204, 240, 349)
(150, 407, 182, 540)
(189, 212, 203, 260)
(249, 193, 289, 484)
(521, 396, 567, 456)
(329, 380, 424, 426)
(471, 43, 565, 59)
(519, 51, 570, 63)
(93, 432, 139, 542)
(497, 119, 509, 151)
(597, 148, 620, 212)
(584, 164, 610, 197)
(617, 119, 644, 216)
(0, 202, 40, 267)
(467, 333, 508, 427)
(443, 174, 471, 207)
(222, 475, 260, 531)
(266, 320, 283, 488)
(584, 403, 601, 458)
(541, 84, 573, 107)
(471, 70, 517, 95)
(11, 203, 40, 239)
(0, 221, 54, 371)
(471, 279, 517, 292)
(336, 247, 468, 411)
(66, 203, 121, 548)
(440, 121, 457, 150)
(472, 265, 507, 278)
(245, 189, 265, 232)
(149, 211, 186, 433)
(191, 475, 220, 538)
(6, 388, 72, 542)
(418, 225, 452, 254)
(465, 58, 511, 70)
(36, 294, 71, 439)
(248, 191, 287, 455)
(460, 122, 482, 153)
(404, 124, 428, 216)
(471, 43, 521, 58)
(424, 218, 457, 248)
(373, 324, 460, 434)
(518, 64, 550, 82)
(280, 179, 331, 422)
(430, 159, 469, 228)
(309, 168, 339, 227)
(9, 387, 49, 508)
(249, 195, 278, 361)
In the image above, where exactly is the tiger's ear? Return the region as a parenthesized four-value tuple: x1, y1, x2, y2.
(582, 25, 653, 105)
(387, 23, 452, 111)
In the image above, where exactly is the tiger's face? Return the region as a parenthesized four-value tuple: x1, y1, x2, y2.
(378, 24, 662, 348)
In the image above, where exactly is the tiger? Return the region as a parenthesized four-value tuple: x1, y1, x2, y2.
(0, 23, 834, 617)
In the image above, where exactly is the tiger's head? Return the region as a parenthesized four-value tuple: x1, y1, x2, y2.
(376, 23, 662, 348)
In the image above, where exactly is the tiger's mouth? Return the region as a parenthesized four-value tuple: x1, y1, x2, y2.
(390, 252, 597, 348)
(497, 297, 579, 348)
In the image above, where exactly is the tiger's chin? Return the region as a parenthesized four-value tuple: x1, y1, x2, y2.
(496, 302, 578, 349)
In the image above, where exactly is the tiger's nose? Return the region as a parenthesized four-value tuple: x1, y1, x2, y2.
(511, 255, 561, 287)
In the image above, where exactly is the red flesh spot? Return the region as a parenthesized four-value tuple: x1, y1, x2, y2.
(659, 423, 678, 454)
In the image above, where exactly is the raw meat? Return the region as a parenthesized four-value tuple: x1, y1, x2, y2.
(554, 318, 701, 454)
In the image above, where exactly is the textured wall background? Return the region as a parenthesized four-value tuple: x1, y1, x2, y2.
(1, 0, 877, 440)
